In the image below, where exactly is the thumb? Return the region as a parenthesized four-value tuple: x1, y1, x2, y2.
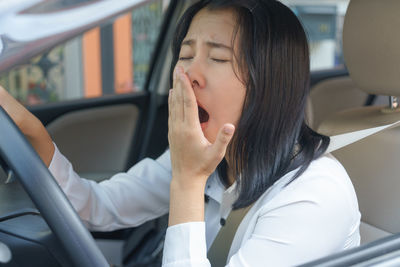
(210, 123, 235, 160)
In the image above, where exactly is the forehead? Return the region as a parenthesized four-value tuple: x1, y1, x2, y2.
(185, 8, 237, 44)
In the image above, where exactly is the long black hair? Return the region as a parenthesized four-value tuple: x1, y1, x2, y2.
(170, 0, 330, 209)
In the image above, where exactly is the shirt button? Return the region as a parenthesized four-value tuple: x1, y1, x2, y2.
(220, 218, 226, 226)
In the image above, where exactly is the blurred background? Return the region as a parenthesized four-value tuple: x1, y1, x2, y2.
(0, 0, 349, 106)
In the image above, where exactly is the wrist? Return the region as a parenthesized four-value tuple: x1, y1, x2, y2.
(170, 175, 207, 191)
(168, 178, 206, 226)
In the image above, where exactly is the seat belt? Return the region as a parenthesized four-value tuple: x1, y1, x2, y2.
(207, 204, 253, 267)
(207, 119, 400, 267)
(326, 119, 400, 153)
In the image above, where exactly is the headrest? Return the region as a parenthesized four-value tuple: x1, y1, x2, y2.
(343, 0, 400, 96)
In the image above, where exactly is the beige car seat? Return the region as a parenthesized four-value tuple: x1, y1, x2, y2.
(307, 76, 367, 130)
(317, 0, 400, 245)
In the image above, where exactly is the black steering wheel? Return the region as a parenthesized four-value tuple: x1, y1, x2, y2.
(0, 107, 108, 267)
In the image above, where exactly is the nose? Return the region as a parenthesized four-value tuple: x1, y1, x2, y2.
(184, 58, 206, 90)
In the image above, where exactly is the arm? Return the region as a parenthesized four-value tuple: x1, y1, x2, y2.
(49, 145, 172, 231)
(0, 86, 54, 166)
(167, 67, 234, 226)
(163, 67, 234, 266)
(0, 86, 171, 231)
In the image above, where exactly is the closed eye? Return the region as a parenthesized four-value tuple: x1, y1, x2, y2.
(178, 57, 230, 63)
(212, 58, 230, 63)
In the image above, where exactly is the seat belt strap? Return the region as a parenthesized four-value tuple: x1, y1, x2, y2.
(207, 119, 400, 266)
(207, 204, 253, 267)
(326, 119, 400, 153)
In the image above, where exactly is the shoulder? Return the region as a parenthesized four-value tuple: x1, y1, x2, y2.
(257, 154, 360, 225)
(231, 155, 360, 264)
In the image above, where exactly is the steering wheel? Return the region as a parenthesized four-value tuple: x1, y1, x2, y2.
(0, 107, 108, 267)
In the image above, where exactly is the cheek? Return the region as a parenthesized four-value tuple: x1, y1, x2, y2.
(204, 102, 242, 144)
(201, 83, 245, 144)
(213, 84, 246, 124)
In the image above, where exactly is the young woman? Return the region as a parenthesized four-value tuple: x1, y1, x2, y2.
(0, 0, 360, 266)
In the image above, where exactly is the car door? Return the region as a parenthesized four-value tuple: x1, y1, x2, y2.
(0, 0, 178, 180)
(0, 0, 186, 265)
(0, 0, 187, 181)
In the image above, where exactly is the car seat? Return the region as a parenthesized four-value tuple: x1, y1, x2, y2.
(316, 0, 400, 245)
(307, 76, 367, 130)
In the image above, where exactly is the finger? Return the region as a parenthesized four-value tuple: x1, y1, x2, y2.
(172, 66, 179, 89)
(173, 67, 184, 122)
(168, 89, 173, 142)
(0, 86, 5, 106)
(178, 70, 199, 128)
(210, 124, 235, 160)
(168, 89, 173, 116)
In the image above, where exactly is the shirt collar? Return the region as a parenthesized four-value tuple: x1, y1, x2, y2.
(205, 172, 237, 205)
(204, 163, 302, 206)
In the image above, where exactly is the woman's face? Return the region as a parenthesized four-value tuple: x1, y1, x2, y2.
(175, 8, 246, 143)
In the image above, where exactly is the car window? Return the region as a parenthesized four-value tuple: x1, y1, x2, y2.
(0, 0, 170, 106)
(282, 0, 349, 71)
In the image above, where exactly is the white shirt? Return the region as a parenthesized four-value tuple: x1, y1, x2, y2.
(49, 146, 360, 267)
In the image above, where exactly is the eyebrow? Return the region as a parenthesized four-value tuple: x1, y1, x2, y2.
(181, 39, 232, 50)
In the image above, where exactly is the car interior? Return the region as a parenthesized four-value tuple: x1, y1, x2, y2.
(1, 0, 400, 266)
(308, 0, 400, 246)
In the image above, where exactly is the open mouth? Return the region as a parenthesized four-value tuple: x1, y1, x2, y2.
(198, 105, 209, 124)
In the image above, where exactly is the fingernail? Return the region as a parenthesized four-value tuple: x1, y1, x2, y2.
(224, 125, 234, 135)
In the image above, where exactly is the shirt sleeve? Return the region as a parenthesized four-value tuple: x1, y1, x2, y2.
(162, 171, 360, 267)
(48, 144, 172, 231)
(162, 222, 210, 267)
